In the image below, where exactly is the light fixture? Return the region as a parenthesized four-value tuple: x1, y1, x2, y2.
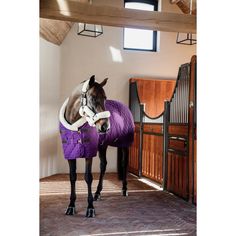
(176, 32, 196, 45)
(77, 0, 103, 38)
(176, 0, 196, 45)
(77, 23, 103, 37)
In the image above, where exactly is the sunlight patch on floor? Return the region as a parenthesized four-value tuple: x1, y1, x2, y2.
(138, 177, 163, 191)
(80, 228, 189, 236)
(40, 177, 157, 196)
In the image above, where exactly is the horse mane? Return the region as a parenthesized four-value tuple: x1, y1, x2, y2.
(65, 82, 84, 124)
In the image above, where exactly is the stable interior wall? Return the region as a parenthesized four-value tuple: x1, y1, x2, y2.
(57, 0, 196, 174)
(40, 38, 61, 178)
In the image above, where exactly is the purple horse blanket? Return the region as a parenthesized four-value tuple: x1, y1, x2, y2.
(59, 100, 134, 160)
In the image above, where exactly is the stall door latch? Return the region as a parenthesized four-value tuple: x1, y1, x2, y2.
(189, 101, 194, 108)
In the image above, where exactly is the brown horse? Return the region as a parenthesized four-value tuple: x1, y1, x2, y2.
(59, 75, 134, 217)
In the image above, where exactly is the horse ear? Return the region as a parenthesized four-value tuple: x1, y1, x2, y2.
(100, 78, 108, 87)
(89, 75, 95, 87)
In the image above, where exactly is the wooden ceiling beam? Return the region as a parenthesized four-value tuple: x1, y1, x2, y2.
(40, 0, 196, 33)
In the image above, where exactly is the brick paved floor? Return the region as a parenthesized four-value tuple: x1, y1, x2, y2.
(40, 173, 196, 236)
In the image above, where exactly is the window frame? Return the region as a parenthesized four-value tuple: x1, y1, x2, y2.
(123, 0, 158, 52)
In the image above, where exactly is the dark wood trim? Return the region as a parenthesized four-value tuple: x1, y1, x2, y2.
(138, 104, 144, 178)
(168, 149, 187, 156)
(143, 132, 163, 136)
(163, 101, 170, 190)
(188, 55, 197, 203)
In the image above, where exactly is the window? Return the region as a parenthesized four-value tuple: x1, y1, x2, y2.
(124, 0, 158, 51)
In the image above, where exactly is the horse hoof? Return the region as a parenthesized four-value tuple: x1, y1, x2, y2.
(86, 208, 96, 218)
(65, 206, 76, 215)
(122, 190, 128, 197)
(94, 193, 101, 201)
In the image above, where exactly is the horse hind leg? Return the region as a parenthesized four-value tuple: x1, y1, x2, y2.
(122, 147, 129, 196)
(65, 159, 77, 215)
(94, 147, 107, 201)
(117, 147, 129, 196)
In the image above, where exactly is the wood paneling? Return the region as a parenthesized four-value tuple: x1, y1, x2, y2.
(170, 0, 197, 15)
(142, 134, 163, 184)
(130, 78, 176, 118)
(167, 133, 188, 198)
(129, 129, 139, 175)
(40, 18, 73, 45)
(167, 152, 188, 199)
(167, 125, 189, 199)
(40, 0, 196, 33)
(143, 124, 163, 134)
(168, 124, 188, 136)
(129, 123, 163, 184)
(169, 139, 186, 152)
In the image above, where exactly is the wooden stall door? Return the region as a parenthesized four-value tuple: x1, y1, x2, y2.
(128, 124, 140, 176)
(167, 124, 189, 199)
(129, 123, 164, 185)
(142, 124, 163, 184)
(129, 78, 175, 184)
(165, 56, 197, 203)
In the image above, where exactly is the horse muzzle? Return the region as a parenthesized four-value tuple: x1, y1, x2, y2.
(96, 119, 110, 133)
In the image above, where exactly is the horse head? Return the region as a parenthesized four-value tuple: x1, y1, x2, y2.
(81, 75, 110, 133)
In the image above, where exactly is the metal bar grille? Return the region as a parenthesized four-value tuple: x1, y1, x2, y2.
(170, 64, 190, 123)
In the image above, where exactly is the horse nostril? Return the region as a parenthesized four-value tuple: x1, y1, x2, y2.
(101, 123, 108, 132)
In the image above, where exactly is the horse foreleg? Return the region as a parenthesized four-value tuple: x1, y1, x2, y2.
(94, 147, 107, 201)
(122, 147, 129, 196)
(84, 158, 95, 217)
(65, 159, 77, 215)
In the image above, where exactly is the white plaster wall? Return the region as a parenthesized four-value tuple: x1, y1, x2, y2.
(40, 38, 61, 178)
(57, 0, 196, 174)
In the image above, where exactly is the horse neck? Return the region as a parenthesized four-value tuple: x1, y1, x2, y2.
(65, 83, 84, 124)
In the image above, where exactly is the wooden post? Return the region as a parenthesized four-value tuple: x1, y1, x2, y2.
(138, 104, 144, 178)
(188, 55, 197, 203)
(163, 101, 170, 190)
